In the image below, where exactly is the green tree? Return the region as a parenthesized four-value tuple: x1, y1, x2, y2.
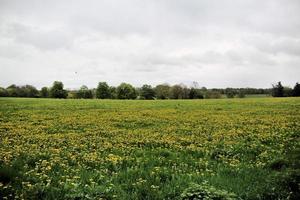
(182, 86, 190, 99)
(237, 90, 246, 98)
(205, 90, 222, 99)
(50, 81, 68, 98)
(225, 88, 236, 98)
(116, 83, 137, 99)
(155, 84, 170, 99)
(77, 85, 93, 99)
(6, 84, 19, 97)
(109, 86, 117, 99)
(96, 82, 111, 99)
(40, 87, 49, 98)
(292, 82, 300, 97)
(21, 85, 38, 97)
(0, 87, 8, 97)
(140, 84, 155, 99)
(272, 81, 284, 97)
(170, 84, 184, 99)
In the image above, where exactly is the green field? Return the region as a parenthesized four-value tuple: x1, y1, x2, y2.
(0, 97, 299, 199)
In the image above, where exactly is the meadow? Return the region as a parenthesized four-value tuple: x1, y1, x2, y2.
(0, 97, 299, 199)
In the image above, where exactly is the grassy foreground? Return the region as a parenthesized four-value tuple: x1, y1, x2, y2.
(0, 97, 299, 199)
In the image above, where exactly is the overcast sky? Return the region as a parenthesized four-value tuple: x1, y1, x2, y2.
(0, 0, 299, 89)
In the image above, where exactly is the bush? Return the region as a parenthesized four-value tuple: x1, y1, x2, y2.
(205, 91, 222, 99)
(225, 88, 236, 98)
(237, 91, 245, 98)
(181, 182, 238, 200)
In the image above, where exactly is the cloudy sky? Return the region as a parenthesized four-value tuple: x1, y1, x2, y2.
(0, 0, 299, 89)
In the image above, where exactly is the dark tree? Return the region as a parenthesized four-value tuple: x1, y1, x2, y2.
(40, 87, 49, 98)
(117, 83, 137, 99)
(292, 82, 300, 97)
(140, 84, 155, 99)
(189, 88, 204, 99)
(272, 81, 284, 97)
(283, 87, 293, 97)
(50, 81, 68, 98)
(96, 82, 111, 99)
(189, 88, 197, 99)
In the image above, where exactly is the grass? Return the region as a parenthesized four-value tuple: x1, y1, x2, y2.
(244, 94, 271, 98)
(0, 97, 299, 199)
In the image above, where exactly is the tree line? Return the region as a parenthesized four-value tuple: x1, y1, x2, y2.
(272, 81, 300, 97)
(0, 81, 299, 99)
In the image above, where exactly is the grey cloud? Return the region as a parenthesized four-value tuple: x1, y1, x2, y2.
(0, 0, 299, 88)
(4, 23, 73, 50)
(258, 38, 300, 57)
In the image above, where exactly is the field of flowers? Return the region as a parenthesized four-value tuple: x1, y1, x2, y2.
(0, 97, 299, 199)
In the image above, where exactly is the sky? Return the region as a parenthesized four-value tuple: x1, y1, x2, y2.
(0, 0, 299, 89)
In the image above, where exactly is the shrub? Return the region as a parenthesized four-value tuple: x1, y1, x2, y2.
(181, 182, 238, 200)
(205, 91, 222, 99)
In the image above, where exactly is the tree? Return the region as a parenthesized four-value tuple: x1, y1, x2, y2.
(0, 87, 8, 97)
(237, 90, 245, 98)
(205, 90, 222, 99)
(225, 88, 236, 98)
(189, 88, 197, 99)
(182, 86, 190, 99)
(23, 85, 39, 97)
(5, 84, 38, 97)
(140, 84, 155, 99)
(50, 81, 68, 98)
(109, 86, 117, 99)
(77, 85, 93, 99)
(6, 84, 19, 97)
(155, 84, 171, 99)
(40, 87, 49, 98)
(117, 83, 137, 99)
(96, 82, 111, 99)
(189, 88, 204, 99)
(170, 85, 184, 99)
(272, 81, 284, 97)
(292, 82, 300, 97)
(283, 87, 293, 97)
